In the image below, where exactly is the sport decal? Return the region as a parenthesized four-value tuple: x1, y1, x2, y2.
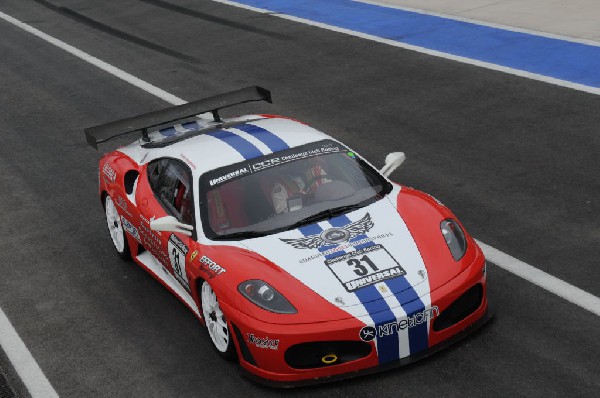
(209, 166, 250, 186)
(280, 213, 374, 249)
(297, 212, 431, 365)
(359, 307, 439, 341)
(180, 154, 196, 170)
(325, 244, 406, 292)
(168, 235, 190, 292)
(198, 256, 227, 279)
(359, 326, 376, 342)
(202, 140, 344, 190)
(116, 196, 132, 217)
(247, 333, 279, 350)
(120, 216, 141, 243)
(297, 232, 393, 263)
(102, 163, 116, 182)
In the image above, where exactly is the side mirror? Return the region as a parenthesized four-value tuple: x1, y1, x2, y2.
(380, 152, 406, 178)
(150, 216, 194, 236)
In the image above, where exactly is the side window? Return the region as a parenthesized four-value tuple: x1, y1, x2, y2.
(148, 159, 168, 192)
(148, 159, 194, 225)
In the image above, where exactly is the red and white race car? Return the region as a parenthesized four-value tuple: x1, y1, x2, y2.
(86, 87, 490, 386)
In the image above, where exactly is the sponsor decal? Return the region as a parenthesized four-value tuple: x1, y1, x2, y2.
(169, 235, 189, 255)
(297, 232, 393, 263)
(169, 235, 190, 292)
(250, 144, 342, 173)
(120, 216, 141, 243)
(180, 154, 196, 170)
(251, 157, 281, 171)
(198, 255, 226, 279)
(381, 307, 439, 337)
(116, 196, 127, 211)
(281, 213, 374, 249)
(190, 250, 199, 262)
(102, 163, 117, 182)
(359, 307, 439, 341)
(138, 214, 168, 262)
(204, 140, 345, 189)
(359, 326, 376, 342)
(116, 196, 132, 216)
(247, 333, 279, 350)
(325, 244, 406, 292)
(209, 167, 249, 186)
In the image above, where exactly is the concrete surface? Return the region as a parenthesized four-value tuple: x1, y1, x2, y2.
(360, 0, 600, 41)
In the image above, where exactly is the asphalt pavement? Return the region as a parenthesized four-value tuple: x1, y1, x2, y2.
(0, 0, 599, 396)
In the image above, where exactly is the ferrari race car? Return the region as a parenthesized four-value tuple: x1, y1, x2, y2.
(85, 87, 490, 386)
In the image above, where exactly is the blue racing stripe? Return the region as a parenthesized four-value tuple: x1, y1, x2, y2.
(159, 126, 177, 137)
(342, 214, 430, 355)
(386, 278, 429, 354)
(227, 0, 600, 88)
(205, 130, 263, 160)
(327, 215, 400, 364)
(233, 124, 290, 152)
(181, 121, 201, 131)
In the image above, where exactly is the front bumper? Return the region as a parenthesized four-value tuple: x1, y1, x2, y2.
(221, 255, 491, 386)
(245, 307, 493, 388)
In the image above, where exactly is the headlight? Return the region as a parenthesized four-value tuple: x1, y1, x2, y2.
(440, 219, 467, 261)
(238, 280, 297, 314)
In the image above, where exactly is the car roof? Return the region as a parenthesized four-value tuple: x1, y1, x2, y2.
(117, 116, 334, 178)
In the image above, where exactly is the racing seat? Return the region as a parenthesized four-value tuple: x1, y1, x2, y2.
(174, 181, 186, 212)
(207, 181, 248, 232)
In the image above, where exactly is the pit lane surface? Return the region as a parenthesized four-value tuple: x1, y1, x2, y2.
(0, 0, 599, 396)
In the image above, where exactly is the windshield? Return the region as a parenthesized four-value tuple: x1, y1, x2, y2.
(199, 139, 392, 240)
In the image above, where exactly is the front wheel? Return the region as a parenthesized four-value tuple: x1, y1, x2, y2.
(104, 195, 131, 261)
(201, 281, 236, 360)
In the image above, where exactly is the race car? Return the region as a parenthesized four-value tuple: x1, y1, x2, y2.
(85, 86, 490, 386)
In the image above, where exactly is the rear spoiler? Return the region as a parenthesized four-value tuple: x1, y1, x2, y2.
(84, 86, 272, 149)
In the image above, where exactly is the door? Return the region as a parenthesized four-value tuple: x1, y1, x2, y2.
(143, 158, 196, 293)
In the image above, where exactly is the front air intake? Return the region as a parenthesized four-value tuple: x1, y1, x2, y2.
(285, 341, 372, 369)
(433, 284, 483, 332)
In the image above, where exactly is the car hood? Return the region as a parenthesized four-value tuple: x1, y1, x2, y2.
(239, 196, 433, 319)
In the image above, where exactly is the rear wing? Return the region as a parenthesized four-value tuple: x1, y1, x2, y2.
(84, 86, 272, 149)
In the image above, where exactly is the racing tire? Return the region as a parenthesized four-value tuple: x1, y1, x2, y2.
(104, 195, 132, 261)
(201, 280, 236, 360)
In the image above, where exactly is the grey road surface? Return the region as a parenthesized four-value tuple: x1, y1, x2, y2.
(0, 0, 598, 397)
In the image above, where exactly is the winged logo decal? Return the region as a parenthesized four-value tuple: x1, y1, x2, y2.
(280, 213, 374, 249)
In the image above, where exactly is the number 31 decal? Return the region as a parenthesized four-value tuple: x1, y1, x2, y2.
(347, 255, 379, 276)
(168, 235, 190, 292)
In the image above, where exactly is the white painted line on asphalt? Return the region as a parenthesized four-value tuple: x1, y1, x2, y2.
(0, 308, 59, 398)
(477, 240, 600, 317)
(355, 0, 600, 47)
(0, 10, 185, 107)
(207, 0, 600, 96)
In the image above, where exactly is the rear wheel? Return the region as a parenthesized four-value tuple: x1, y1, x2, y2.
(201, 281, 236, 360)
(104, 195, 131, 260)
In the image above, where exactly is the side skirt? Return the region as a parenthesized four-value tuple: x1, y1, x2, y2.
(134, 251, 201, 319)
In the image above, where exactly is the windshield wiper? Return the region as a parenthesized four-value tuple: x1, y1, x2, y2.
(288, 203, 366, 230)
(288, 209, 335, 230)
(218, 231, 267, 240)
